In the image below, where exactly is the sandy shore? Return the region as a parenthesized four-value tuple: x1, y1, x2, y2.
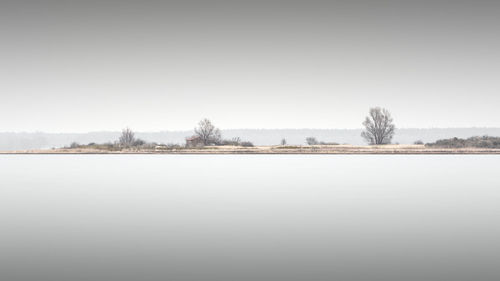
(2, 145, 500, 154)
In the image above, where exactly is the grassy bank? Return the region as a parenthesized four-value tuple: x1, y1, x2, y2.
(2, 145, 500, 154)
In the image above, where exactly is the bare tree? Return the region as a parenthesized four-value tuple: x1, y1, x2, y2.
(306, 137, 319, 145)
(69, 142, 80, 149)
(194, 118, 221, 145)
(280, 138, 287, 146)
(361, 107, 395, 145)
(119, 127, 136, 147)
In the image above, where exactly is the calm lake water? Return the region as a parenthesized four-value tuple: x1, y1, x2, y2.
(1, 155, 499, 281)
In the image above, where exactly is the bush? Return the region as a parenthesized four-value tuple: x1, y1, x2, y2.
(414, 140, 424, 145)
(166, 143, 182, 149)
(319, 141, 339, 145)
(218, 137, 254, 147)
(426, 136, 500, 148)
(70, 142, 80, 149)
(241, 141, 254, 147)
(306, 137, 338, 145)
(133, 139, 146, 146)
(219, 137, 241, 146)
(306, 137, 319, 145)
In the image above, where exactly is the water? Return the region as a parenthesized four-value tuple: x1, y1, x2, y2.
(1, 155, 499, 281)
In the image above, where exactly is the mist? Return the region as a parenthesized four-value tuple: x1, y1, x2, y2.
(1, 0, 499, 132)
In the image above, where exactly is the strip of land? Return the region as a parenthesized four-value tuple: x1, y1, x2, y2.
(2, 145, 500, 154)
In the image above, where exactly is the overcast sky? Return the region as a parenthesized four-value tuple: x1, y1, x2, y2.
(1, 0, 499, 132)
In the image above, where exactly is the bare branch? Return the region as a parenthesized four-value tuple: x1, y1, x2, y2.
(361, 107, 395, 145)
(194, 119, 222, 145)
(119, 127, 136, 147)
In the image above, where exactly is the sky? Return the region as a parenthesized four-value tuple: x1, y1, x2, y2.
(1, 0, 499, 132)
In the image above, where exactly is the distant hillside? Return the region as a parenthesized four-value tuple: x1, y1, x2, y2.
(1, 128, 500, 150)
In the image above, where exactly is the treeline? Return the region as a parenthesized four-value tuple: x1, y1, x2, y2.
(62, 108, 500, 150)
(425, 136, 500, 148)
(305, 137, 339, 146)
(186, 119, 254, 147)
(187, 107, 396, 147)
(66, 119, 255, 150)
(63, 107, 395, 149)
(66, 127, 182, 150)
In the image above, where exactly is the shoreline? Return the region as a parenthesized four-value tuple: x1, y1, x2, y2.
(2, 145, 500, 155)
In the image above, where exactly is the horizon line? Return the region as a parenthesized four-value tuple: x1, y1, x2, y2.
(2, 126, 500, 134)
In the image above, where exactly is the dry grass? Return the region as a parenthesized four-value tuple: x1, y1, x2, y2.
(2, 144, 500, 154)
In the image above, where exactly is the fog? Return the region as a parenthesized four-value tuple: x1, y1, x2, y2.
(1, 0, 500, 131)
(2, 128, 500, 150)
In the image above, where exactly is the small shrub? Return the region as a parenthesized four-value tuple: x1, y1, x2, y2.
(319, 141, 339, 145)
(219, 138, 241, 146)
(166, 143, 182, 149)
(306, 137, 319, 145)
(218, 137, 254, 147)
(241, 141, 254, 147)
(133, 139, 146, 146)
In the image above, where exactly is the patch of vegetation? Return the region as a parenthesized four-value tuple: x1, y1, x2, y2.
(305, 137, 338, 145)
(164, 144, 183, 150)
(318, 142, 339, 145)
(240, 141, 254, 147)
(65, 142, 122, 151)
(216, 137, 254, 147)
(426, 136, 500, 148)
(65, 128, 169, 151)
(275, 145, 302, 149)
(306, 137, 319, 145)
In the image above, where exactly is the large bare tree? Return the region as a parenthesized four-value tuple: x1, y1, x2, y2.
(361, 107, 395, 145)
(194, 119, 221, 145)
(119, 127, 136, 147)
